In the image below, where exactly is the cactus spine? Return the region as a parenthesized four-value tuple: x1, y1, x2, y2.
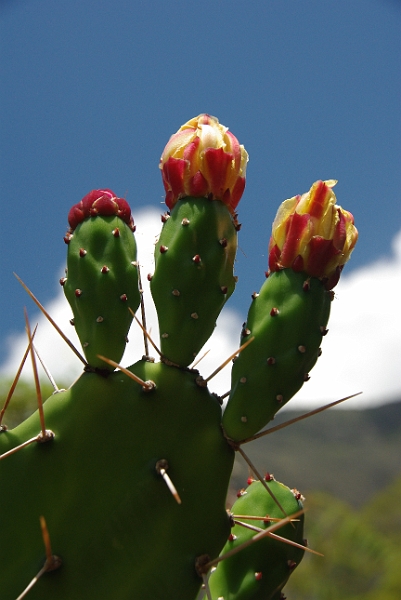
(0, 115, 358, 599)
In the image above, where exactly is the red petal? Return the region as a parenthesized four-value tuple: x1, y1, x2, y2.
(229, 177, 246, 211)
(163, 157, 186, 197)
(183, 137, 200, 162)
(188, 171, 208, 197)
(268, 242, 282, 272)
(292, 254, 304, 272)
(333, 208, 347, 250)
(306, 237, 341, 277)
(81, 189, 115, 214)
(280, 212, 310, 266)
(309, 181, 329, 220)
(203, 147, 232, 197)
(165, 190, 175, 210)
(325, 264, 343, 290)
(67, 205, 85, 230)
(116, 198, 134, 228)
(92, 196, 119, 216)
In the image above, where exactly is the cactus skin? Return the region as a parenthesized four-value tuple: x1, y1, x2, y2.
(150, 196, 238, 367)
(63, 214, 140, 371)
(223, 269, 332, 442)
(208, 479, 305, 600)
(0, 360, 234, 600)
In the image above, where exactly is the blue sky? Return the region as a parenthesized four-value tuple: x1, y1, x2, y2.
(1, 0, 400, 399)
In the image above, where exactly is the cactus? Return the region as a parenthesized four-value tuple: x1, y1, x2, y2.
(208, 477, 306, 600)
(0, 115, 357, 600)
(63, 189, 141, 372)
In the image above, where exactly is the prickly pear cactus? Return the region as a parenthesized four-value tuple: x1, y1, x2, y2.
(63, 189, 141, 372)
(208, 477, 306, 600)
(0, 115, 358, 600)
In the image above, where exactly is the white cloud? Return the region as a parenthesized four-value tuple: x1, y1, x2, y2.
(2, 209, 401, 412)
(294, 229, 401, 409)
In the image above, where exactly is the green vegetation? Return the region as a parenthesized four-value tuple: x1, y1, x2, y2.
(285, 477, 401, 599)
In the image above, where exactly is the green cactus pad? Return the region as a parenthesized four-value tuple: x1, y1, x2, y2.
(0, 360, 234, 600)
(150, 197, 238, 367)
(223, 270, 332, 441)
(63, 215, 140, 370)
(208, 478, 305, 600)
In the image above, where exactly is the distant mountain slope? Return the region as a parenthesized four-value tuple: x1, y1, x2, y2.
(230, 399, 401, 507)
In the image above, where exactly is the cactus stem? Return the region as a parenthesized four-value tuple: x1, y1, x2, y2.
(234, 445, 290, 522)
(239, 392, 363, 444)
(14, 274, 88, 366)
(15, 516, 62, 600)
(96, 355, 156, 392)
(204, 336, 255, 383)
(202, 509, 304, 572)
(155, 459, 182, 505)
(0, 326, 37, 427)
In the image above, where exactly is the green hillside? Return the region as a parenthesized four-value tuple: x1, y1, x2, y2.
(231, 399, 401, 507)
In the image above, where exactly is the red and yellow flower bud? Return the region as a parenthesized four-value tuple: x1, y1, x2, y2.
(159, 114, 249, 213)
(68, 189, 135, 231)
(268, 180, 358, 289)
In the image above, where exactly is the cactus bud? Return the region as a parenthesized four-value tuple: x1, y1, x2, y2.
(68, 189, 135, 232)
(159, 114, 248, 213)
(268, 180, 358, 289)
